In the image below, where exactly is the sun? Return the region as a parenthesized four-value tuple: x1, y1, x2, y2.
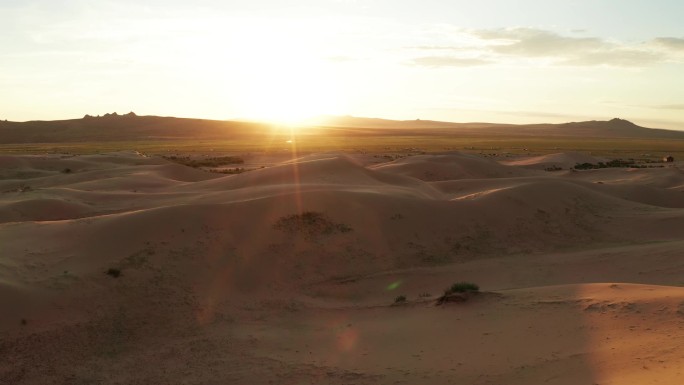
(233, 34, 343, 125)
(244, 62, 341, 125)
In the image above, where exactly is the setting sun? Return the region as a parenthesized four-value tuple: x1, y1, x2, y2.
(222, 19, 345, 124)
(239, 57, 342, 124)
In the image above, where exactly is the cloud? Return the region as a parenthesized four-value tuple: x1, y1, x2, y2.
(472, 28, 607, 57)
(561, 48, 664, 67)
(493, 110, 593, 120)
(653, 37, 684, 51)
(409, 28, 681, 68)
(473, 28, 664, 66)
(651, 104, 684, 110)
(410, 56, 491, 67)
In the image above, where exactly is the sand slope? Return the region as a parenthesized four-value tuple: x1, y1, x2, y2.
(1, 151, 684, 384)
(501, 151, 607, 170)
(371, 152, 537, 181)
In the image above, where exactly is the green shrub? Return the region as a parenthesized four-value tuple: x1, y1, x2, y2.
(273, 211, 352, 239)
(574, 159, 641, 170)
(163, 155, 244, 168)
(446, 282, 479, 294)
(436, 282, 480, 305)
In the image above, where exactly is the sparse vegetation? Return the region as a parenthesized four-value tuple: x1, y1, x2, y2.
(574, 159, 647, 170)
(106, 268, 121, 278)
(61, 168, 72, 173)
(209, 167, 248, 174)
(437, 281, 480, 305)
(163, 155, 245, 168)
(447, 282, 480, 294)
(122, 248, 153, 269)
(394, 295, 407, 304)
(273, 211, 353, 240)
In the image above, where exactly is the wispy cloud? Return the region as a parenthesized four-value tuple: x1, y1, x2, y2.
(409, 56, 491, 67)
(493, 109, 596, 121)
(472, 28, 607, 57)
(409, 27, 683, 68)
(653, 37, 684, 51)
(561, 49, 664, 67)
(650, 104, 684, 110)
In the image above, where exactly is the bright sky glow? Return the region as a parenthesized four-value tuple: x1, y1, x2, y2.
(2, 0, 684, 128)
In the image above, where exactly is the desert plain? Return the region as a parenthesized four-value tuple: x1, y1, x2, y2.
(1, 116, 684, 385)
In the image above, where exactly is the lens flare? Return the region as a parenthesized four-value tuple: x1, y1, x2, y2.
(386, 281, 402, 291)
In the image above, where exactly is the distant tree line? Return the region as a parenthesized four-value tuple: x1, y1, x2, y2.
(574, 159, 644, 170)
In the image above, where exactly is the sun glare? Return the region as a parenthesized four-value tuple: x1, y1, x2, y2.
(230, 24, 344, 125)
(245, 62, 341, 125)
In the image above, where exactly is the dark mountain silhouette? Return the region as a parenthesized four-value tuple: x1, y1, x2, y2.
(0, 114, 682, 144)
(313, 116, 684, 139)
(0, 114, 272, 143)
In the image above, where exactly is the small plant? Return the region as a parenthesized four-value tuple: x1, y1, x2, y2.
(336, 223, 353, 233)
(106, 268, 121, 278)
(273, 211, 353, 239)
(163, 155, 245, 168)
(209, 167, 247, 174)
(447, 282, 480, 294)
(394, 295, 407, 304)
(437, 281, 480, 305)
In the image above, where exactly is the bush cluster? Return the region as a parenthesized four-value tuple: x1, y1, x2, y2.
(164, 155, 244, 168)
(574, 159, 643, 170)
(446, 282, 480, 294)
(273, 211, 352, 239)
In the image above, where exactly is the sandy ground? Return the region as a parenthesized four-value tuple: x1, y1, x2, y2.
(1, 151, 684, 384)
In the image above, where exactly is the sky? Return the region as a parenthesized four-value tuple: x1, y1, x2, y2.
(2, 0, 684, 129)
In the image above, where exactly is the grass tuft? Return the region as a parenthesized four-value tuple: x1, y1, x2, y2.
(446, 282, 480, 294)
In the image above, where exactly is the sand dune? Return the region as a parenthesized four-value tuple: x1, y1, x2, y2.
(372, 152, 536, 181)
(434, 175, 684, 208)
(501, 151, 607, 169)
(0, 198, 94, 223)
(565, 166, 684, 189)
(2, 151, 684, 384)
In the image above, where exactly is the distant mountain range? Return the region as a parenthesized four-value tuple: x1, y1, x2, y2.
(1, 114, 683, 144)
(311, 116, 684, 139)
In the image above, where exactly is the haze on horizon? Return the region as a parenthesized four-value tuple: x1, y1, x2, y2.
(2, 0, 684, 130)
